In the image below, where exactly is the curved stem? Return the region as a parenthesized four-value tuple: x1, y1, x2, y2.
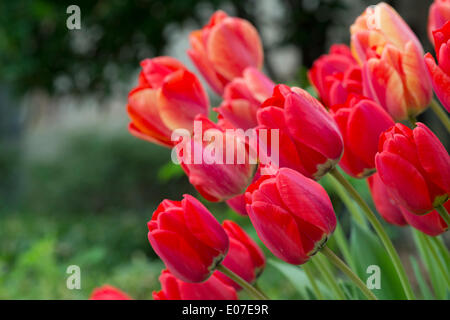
(253, 283, 270, 300)
(312, 255, 347, 300)
(320, 246, 377, 300)
(329, 167, 415, 300)
(216, 265, 268, 300)
(326, 174, 368, 229)
(430, 98, 450, 133)
(436, 204, 450, 226)
(302, 263, 324, 300)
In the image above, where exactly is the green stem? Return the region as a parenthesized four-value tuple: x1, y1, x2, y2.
(430, 98, 450, 133)
(320, 246, 378, 300)
(312, 255, 347, 300)
(422, 235, 450, 288)
(435, 204, 450, 226)
(329, 167, 415, 300)
(408, 114, 417, 128)
(430, 236, 450, 263)
(326, 174, 368, 229)
(216, 265, 268, 300)
(302, 262, 324, 300)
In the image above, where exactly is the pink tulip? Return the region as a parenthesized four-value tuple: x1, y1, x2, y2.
(376, 123, 450, 214)
(309, 44, 363, 108)
(331, 95, 394, 178)
(147, 195, 229, 283)
(257, 84, 343, 180)
(428, 0, 450, 44)
(368, 173, 407, 226)
(424, 21, 450, 112)
(127, 57, 209, 147)
(215, 67, 275, 130)
(178, 115, 257, 202)
(216, 220, 266, 290)
(153, 269, 237, 300)
(188, 10, 264, 94)
(245, 168, 337, 265)
(351, 3, 432, 121)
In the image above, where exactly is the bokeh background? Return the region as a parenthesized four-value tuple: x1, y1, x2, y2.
(0, 0, 447, 299)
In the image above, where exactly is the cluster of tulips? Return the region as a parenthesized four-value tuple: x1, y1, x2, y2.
(92, 1, 450, 300)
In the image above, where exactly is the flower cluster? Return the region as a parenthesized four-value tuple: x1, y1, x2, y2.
(95, 1, 449, 300)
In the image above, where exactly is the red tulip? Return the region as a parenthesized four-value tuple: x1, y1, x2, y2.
(428, 0, 450, 44)
(400, 201, 449, 236)
(331, 95, 394, 178)
(153, 269, 238, 300)
(425, 21, 450, 112)
(147, 194, 229, 282)
(226, 194, 248, 216)
(368, 173, 448, 235)
(127, 56, 209, 147)
(257, 84, 343, 180)
(216, 220, 266, 290)
(245, 168, 337, 265)
(368, 173, 407, 226)
(89, 285, 132, 300)
(351, 3, 432, 121)
(308, 44, 363, 108)
(177, 115, 257, 202)
(188, 10, 264, 94)
(215, 67, 275, 130)
(376, 123, 450, 214)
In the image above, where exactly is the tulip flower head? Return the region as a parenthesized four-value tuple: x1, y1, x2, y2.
(428, 0, 450, 44)
(424, 21, 450, 112)
(351, 3, 432, 120)
(257, 84, 344, 180)
(153, 269, 238, 300)
(176, 115, 258, 202)
(331, 95, 394, 178)
(216, 220, 266, 290)
(188, 10, 264, 95)
(147, 195, 229, 283)
(215, 67, 275, 130)
(127, 57, 209, 147)
(369, 173, 448, 236)
(245, 168, 337, 265)
(376, 123, 450, 215)
(89, 285, 132, 300)
(309, 44, 363, 108)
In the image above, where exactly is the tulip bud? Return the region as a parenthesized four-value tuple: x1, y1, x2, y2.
(147, 194, 229, 282)
(368, 173, 407, 226)
(351, 3, 432, 121)
(428, 0, 450, 44)
(177, 115, 258, 202)
(215, 67, 275, 130)
(376, 123, 450, 214)
(425, 21, 450, 112)
(308, 44, 363, 108)
(257, 84, 343, 180)
(216, 220, 266, 290)
(400, 201, 449, 236)
(89, 285, 132, 300)
(153, 269, 238, 300)
(188, 10, 264, 94)
(245, 168, 337, 265)
(127, 56, 209, 147)
(331, 95, 394, 178)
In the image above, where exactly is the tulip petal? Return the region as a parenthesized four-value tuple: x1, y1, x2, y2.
(414, 123, 450, 194)
(424, 53, 450, 113)
(376, 152, 433, 214)
(207, 17, 263, 81)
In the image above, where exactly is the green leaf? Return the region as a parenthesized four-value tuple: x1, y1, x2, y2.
(350, 222, 407, 299)
(409, 255, 434, 300)
(268, 259, 333, 299)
